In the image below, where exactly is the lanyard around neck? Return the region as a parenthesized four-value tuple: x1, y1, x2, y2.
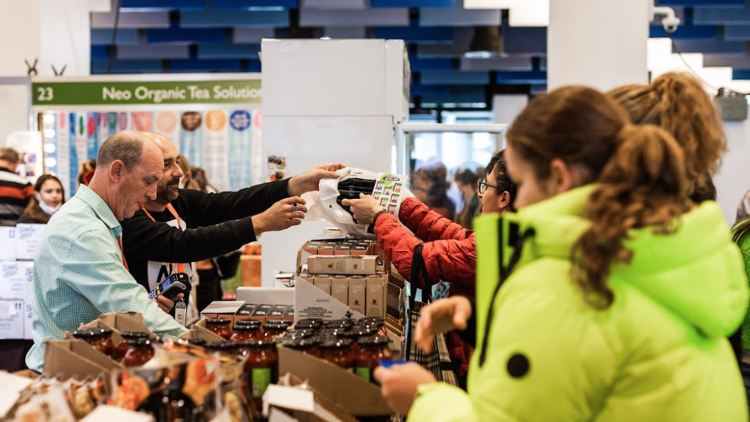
(139, 203, 185, 274)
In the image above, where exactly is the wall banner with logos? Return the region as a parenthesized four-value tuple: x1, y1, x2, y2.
(32, 75, 263, 199)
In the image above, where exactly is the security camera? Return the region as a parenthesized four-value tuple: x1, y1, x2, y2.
(650, 2, 680, 33)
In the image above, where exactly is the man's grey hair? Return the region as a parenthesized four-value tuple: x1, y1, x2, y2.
(97, 130, 144, 169)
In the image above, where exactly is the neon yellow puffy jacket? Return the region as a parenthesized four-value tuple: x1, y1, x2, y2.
(409, 186, 749, 422)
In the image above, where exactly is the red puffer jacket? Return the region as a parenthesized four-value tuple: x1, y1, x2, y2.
(373, 197, 475, 377)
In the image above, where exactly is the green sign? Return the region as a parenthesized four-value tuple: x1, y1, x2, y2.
(31, 79, 262, 106)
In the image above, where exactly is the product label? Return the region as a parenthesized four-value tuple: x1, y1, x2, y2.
(175, 299, 187, 327)
(355, 367, 371, 381)
(252, 368, 272, 398)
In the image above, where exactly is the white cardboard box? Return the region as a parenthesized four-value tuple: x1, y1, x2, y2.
(20, 262, 34, 340)
(0, 227, 16, 261)
(0, 300, 25, 339)
(294, 277, 364, 322)
(15, 224, 46, 261)
(0, 261, 26, 300)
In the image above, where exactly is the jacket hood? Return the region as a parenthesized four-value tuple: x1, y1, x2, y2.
(477, 185, 749, 339)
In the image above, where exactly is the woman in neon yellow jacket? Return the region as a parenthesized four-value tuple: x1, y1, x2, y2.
(374, 86, 750, 421)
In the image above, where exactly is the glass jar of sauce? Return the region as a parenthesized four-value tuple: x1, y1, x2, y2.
(236, 319, 263, 328)
(359, 317, 387, 337)
(115, 331, 150, 362)
(206, 341, 241, 356)
(283, 338, 320, 358)
(244, 341, 278, 410)
(230, 324, 261, 342)
(262, 324, 288, 340)
(72, 328, 115, 358)
(325, 319, 353, 329)
(337, 327, 373, 354)
(319, 339, 354, 371)
(122, 338, 155, 367)
(355, 336, 392, 382)
(205, 318, 233, 340)
(294, 320, 322, 334)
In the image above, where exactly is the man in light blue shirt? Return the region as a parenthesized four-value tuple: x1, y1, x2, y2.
(27, 131, 187, 372)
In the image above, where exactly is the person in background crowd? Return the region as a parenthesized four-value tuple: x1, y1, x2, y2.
(17, 174, 65, 224)
(121, 133, 343, 311)
(411, 162, 455, 220)
(736, 189, 750, 225)
(608, 72, 725, 204)
(191, 167, 217, 193)
(0, 147, 33, 226)
(177, 157, 200, 191)
(454, 168, 480, 229)
(375, 87, 749, 421)
(76, 159, 96, 188)
(27, 131, 187, 372)
(344, 151, 516, 385)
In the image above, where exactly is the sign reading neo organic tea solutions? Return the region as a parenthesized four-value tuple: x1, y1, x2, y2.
(32, 80, 261, 106)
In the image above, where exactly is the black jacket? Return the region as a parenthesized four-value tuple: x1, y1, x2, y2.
(121, 179, 290, 292)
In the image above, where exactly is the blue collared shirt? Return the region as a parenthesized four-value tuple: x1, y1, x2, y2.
(26, 185, 187, 372)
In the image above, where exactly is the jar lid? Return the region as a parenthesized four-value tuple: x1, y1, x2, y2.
(72, 328, 103, 338)
(243, 340, 277, 349)
(284, 338, 317, 349)
(338, 327, 374, 338)
(205, 318, 232, 325)
(286, 329, 315, 336)
(232, 324, 260, 332)
(264, 324, 288, 332)
(206, 342, 238, 351)
(297, 318, 324, 325)
(319, 339, 353, 349)
(236, 320, 262, 326)
(357, 336, 391, 346)
(295, 321, 322, 329)
(282, 332, 313, 341)
(325, 319, 353, 328)
(121, 331, 150, 339)
(265, 319, 291, 326)
(126, 337, 152, 346)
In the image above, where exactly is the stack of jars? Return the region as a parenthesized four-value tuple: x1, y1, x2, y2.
(71, 328, 155, 367)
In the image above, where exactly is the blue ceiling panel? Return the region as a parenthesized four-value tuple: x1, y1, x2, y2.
(169, 59, 244, 72)
(421, 86, 485, 104)
(504, 25, 547, 56)
(659, 0, 743, 6)
(694, 7, 750, 25)
(92, 60, 163, 73)
(672, 39, 746, 54)
(411, 85, 450, 96)
(408, 57, 455, 71)
(371, 0, 454, 7)
(496, 70, 547, 84)
(147, 28, 227, 43)
(420, 70, 489, 85)
(198, 44, 261, 59)
(180, 10, 289, 27)
(91, 46, 111, 60)
(732, 69, 750, 79)
(121, 0, 205, 10)
(373, 27, 453, 43)
(91, 29, 140, 45)
(212, 0, 298, 9)
(724, 25, 750, 40)
(650, 23, 718, 39)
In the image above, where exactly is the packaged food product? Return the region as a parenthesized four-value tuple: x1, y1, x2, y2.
(283, 338, 321, 358)
(262, 324, 288, 340)
(122, 338, 155, 367)
(337, 327, 374, 354)
(319, 339, 354, 371)
(313, 275, 332, 294)
(348, 276, 367, 314)
(72, 327, 115, 358)
(244, 340, 278, 410)
(355, 336, 392, 382)
(116, 331, 150, 362)
(205, 318, 233, 340)
(230, 324, 261, 342)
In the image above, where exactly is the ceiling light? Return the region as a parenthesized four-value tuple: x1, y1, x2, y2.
(465, 26, 506, 59)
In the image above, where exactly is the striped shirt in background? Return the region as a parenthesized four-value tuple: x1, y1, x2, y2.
(0, 167, 32, 226)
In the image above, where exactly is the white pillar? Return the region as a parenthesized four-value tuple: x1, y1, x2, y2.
(547, 0, 650, 91)
(492, 94, 527, 124)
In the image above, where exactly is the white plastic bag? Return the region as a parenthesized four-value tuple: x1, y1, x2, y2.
(302, 167, 411, 237)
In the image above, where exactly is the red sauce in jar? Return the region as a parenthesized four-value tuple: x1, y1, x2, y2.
(244, 341, 278, 410)
(205, 318, 233, 340)
(122, 338, 155, 367)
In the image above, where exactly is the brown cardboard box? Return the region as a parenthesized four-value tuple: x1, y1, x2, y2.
(348, 276, 366, 315)
(307, 255, 378, 275)
(240, 255, 261, 287)
(318, 245, 335, 256)
(179, 323, 225, 343)
(283, 308, 295, 320)
(233, 304, 258, 323)
(200, 300, 245, 322)
(267, 309, 289, 322)
(303, 242, 323, 255)
(313, 275, 332, 294)
(330, 276, 349, 304)
(299, 273, 315, 286)
(366, 275, 387, 318)
(250, 308, 270, 323)
(277, 346, 392, 417)
(334, 245, 351, 256)
(268, 374, 359, 422)
(350, 246, 368, 256)
(295, 277, 365, 322)
(79, 312, 155, 346)
(43, 339, 123, 390)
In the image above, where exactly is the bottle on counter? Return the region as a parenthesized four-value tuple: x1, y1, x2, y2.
(72, 328, 115, 358)
(122, 338, 155, 367)
(244, 340, 278, 410)
(115, 331, 150, 362)
(205, 318, 233, 340)
(319, 339, 354, 371)
(230, 324, 262, 342)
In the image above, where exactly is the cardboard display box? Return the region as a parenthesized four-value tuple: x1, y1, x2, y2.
(265, 374, 359, 422)
(78, 312, 155, 346)
(330, 276, 349, 305)
(179, 323, 225, 343)
(233, 304, 258, 323)
(43, 339, 123, 389)
(277, 346, 392, 417)
(348, 276, 366, 315)
(307, 256, 378, 276)
(200, 300, 245, 322)
(294, 277, 364, 322)
(312, 275, 331, 295)
(366, 275, 387, 318)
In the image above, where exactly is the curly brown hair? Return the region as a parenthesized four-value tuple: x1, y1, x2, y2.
(507, 86, 691, 309)
(607, 72, 726, 201)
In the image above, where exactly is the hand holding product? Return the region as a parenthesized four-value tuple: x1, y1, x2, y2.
(414, 296, 472, 353)
(342, 193, 382, 225)
(252, 196, 307, 235)
(287, 162, 346, 196)
(374, 362, 437, 415)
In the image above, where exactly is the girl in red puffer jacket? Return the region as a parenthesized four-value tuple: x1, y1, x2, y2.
(343, 151, 516, 382)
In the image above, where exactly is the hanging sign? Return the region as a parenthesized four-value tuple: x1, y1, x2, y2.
(31, 80, 262, 106)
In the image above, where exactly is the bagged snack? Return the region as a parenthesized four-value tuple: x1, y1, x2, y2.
(303, 167, 411, 236)
(15, 386, 77, 422)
